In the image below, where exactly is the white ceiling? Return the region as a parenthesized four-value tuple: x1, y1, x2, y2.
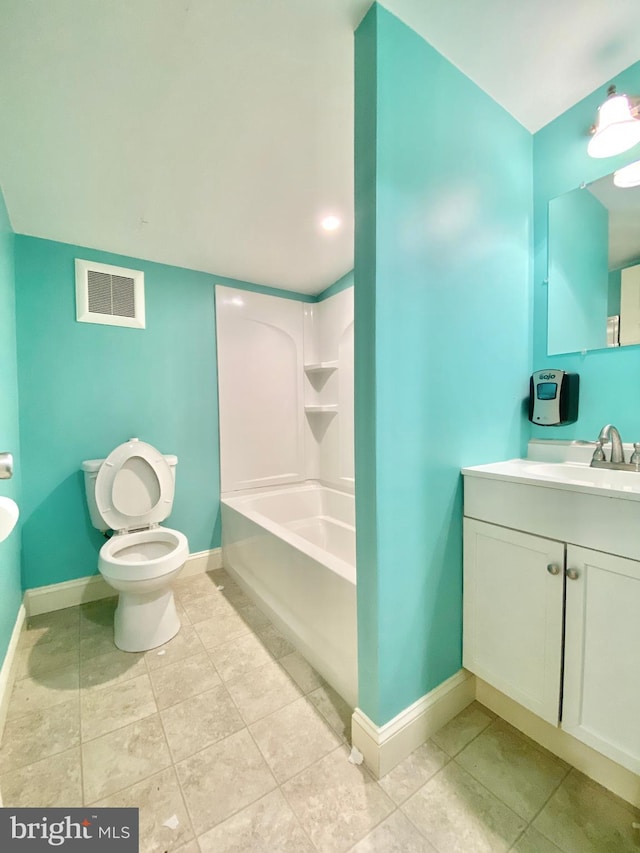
(1, 0, 640, 294)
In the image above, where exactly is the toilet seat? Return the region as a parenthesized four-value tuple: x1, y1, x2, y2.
(99, 526, 189, 582)
(95, 439, 174, 532)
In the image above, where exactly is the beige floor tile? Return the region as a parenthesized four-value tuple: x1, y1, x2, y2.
(7, 663, 79, 719)
(174, 843, 200, 853)
(249, 697, 342, 783)
(174, 573, 223, 600)
(82, 714, 172, 803)
(456, 718, 568, 821)
(0, 698, 80, 773)
(145, 626, 205, 671)
(178, 593, 234, 625)
(193, 609, 252, 649)
(237, 603, 271, 633)
(175, 728, 276, 836)
(79, 647, 147, 691)
(19, 606, 79, 650)
(226, 659, 301, 725)
(379, 740, 450, 805)
(173, 588, 215, 618)
(220, 586, 252, 610)
(512, 826, 564, 853)
(148, 652, 221, 710)
(281, 746, 395, 853)
(25, 604, 80, 628)
(431, 701, 495, 757)
(204, 570, 250, 607)
(532, 769, 640, 853)
(198, 789, 314, 853)
(207, 632, 272, 681)
(0, 747, 82, 807)
(401, 762, 526, 853)
(160, 684, 244, 762)
(256, 624, 295, 659)
(307, 684, 353, 742)
(14, 635, 79, 680)
(81, 672, 157, 741)
(174, 596, 192, 626)
(80, 596, 118, 635)
(93, 766, 195, 853)
(279, 650, 325, 693)
(350, 809, 438, 852)
(3, 594, 635, 853)
(80, 627, 118, 661)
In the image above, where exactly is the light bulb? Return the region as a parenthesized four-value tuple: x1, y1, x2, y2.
(588, 93, 640, 158)
(321, 215, 341, 231)
(613, 159, 640, 188)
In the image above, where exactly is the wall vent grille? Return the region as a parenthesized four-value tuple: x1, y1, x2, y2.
(76, 259, 145, 328)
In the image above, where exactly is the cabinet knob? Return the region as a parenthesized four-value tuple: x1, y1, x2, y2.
(566, 568, 580, 580)
(546, 563, 561, 575)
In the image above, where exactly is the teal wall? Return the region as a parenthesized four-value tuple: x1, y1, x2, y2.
(0, 190, 23, 659)
(317, 270, 354, 302)
(548, 188, 608, 354)
(532, 60, 640, 440)
(14, 236, 320, 591)
(15, 237, 221, 589)
(354, 5, 533, 725)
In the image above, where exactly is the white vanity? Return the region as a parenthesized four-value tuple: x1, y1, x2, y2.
(462, 440, 640, 776)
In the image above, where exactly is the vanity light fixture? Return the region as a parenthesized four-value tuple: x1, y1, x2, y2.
(588, 85, 640, 158)
(613, 159, 640, 188)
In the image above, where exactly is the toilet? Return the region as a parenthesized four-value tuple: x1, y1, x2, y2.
(82, 438, 189, 652)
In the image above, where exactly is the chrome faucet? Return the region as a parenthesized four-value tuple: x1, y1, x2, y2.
(590, 424, 640, 471)
(596, 424, 624, 463)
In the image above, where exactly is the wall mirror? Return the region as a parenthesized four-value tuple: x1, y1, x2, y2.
(547, 170, 640, 355)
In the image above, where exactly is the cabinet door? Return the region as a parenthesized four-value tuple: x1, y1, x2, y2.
(562, 546, 640, 774)
(463, 519, 565, 724)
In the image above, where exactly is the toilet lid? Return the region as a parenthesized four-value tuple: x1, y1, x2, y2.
(94, 439, 174, 532)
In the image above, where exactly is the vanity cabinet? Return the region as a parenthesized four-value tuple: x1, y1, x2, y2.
(463, 520, 564, 726)
(562, 546, 640, 773)
(463, 519, 640, 774)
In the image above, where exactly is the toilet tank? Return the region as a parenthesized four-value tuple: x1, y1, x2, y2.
(81, 452, 178, 532)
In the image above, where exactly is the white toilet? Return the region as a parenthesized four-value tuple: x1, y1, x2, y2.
(82, 438, 189, 652)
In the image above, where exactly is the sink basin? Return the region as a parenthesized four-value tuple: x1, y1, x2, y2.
(462, 452, 640, 562)
(527, 461, 640, 492)
(462, 458, 640, 499)
(0, 496, 19, 543)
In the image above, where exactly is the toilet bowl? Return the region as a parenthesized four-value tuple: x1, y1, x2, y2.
(82, 439, 190, 652)
(100, 526, 189, 652)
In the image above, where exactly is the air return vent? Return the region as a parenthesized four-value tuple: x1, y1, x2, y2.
(75, 259, 145, 328)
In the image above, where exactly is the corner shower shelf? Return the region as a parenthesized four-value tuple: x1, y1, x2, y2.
(304, 404, 338, 414)
(303, 361, 338, 375)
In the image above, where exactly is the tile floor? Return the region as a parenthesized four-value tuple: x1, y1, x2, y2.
(1, 568, 639, 852)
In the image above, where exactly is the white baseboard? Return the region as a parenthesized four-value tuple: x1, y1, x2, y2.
(23, 548, 223, 616)
(0, 603, 26, 742)
(351, 669, 475, 778)
(177, 548, 223, 579)
(476, 678, 640, 809)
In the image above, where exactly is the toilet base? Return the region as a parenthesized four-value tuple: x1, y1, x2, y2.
(114, 587, 181, 652)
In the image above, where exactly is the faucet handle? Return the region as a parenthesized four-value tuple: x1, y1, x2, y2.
(631, 443, 640, 466)
(591, 440, 606, 462)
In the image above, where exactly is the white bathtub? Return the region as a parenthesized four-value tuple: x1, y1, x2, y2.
(221, 483, 357, 708)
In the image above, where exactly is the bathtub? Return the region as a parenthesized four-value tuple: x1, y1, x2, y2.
(221, 483, 357, 708)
